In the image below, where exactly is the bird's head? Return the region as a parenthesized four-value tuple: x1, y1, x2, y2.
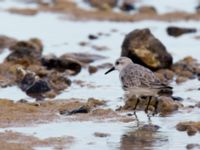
(105, 57, 133, 74)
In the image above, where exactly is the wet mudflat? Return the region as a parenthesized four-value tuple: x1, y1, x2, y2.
(0, 0, 200, 150)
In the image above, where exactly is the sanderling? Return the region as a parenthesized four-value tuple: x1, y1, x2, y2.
(105, 57, 172, 114)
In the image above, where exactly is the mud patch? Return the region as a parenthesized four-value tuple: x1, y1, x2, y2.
(0, 131, 74, 150)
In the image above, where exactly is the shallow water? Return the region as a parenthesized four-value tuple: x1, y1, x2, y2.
(0, 1, 200, 149)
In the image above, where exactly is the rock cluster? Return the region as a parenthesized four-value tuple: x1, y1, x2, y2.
(0, 36, 105, 100)
(121, 28, 173, 70)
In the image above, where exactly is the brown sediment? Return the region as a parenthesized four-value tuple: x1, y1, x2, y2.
(7, 8, 38, 16)
(0, 98, 88, 127)
(7, 1, 200, 22)
(0, 98, 134, 128)
(0, 131, 74, 150)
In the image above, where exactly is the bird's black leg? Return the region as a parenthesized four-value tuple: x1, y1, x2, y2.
(145, 96, 152, 114)
(133, 97, 140, 115)
(153, 97, 159, 116)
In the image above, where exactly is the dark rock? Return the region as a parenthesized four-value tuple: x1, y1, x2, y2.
(60, 53, 106, 64)
(94, 132, 110, 137)
(196, 4, 200, 12)
(41, 54, 81, 75)
(167, 26, 197, 37)
(88, 34, 98, 40)
(120, 2, 135, 12)
(88, 63, 113, 74)
(88, 65, 98, 74)
(121, 28, 173, 70)
(187, 126, 198, 136)
(171, 96, 184, 101)
(6, 39, 43, 66)
(138, 5, 157, 14)
(16, 68, 51, 101)
(85, 0, 118, 10)
(60, 105, 90, 115)
(186, 144, 200, 150)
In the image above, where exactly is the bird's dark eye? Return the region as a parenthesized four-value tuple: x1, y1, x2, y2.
(116, 61, 119, 65)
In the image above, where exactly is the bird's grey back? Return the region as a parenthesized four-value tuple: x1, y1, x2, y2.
(119, 63, 163, 90)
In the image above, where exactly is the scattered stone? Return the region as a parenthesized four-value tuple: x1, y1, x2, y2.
(167, 26, 197, 37)
(155, 69, 174, 82)
(186, 143, 200, 150)
(8, 8, 38, 16)
(176, 121, 200, 136)
(0, 63, 21, 87)
(59, 98, 105, 115)
(16, 67, 51, 101)
(172, 56, 200, 82)
(88, 34, 98, 40)
(0, 35, 17, 52)
(60, 105, 90, 115)
(187, 126, 198, 136)
(6, 39, 43, 66)
(138, 5, 157, 14)
(94, 132, 110, 137)
(79, 41, 89, 46)
(87, 98, 106, 107)
(120, 2, 135, 12)
(48, 71, 71, 93)
(41, 54, 82, 75)
(195, 102, 200, 108)
(196, 4, 200, 13)
(121, 28, 173, 70)
(158, 96, 182, 115)
(176, 76, 188, 84)
(85, 0, 118, 10)
(88, 65, 98, 74)
(171, 96, 184, 101)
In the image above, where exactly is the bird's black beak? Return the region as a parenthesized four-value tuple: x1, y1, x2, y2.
(105, 67, 115, 75)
